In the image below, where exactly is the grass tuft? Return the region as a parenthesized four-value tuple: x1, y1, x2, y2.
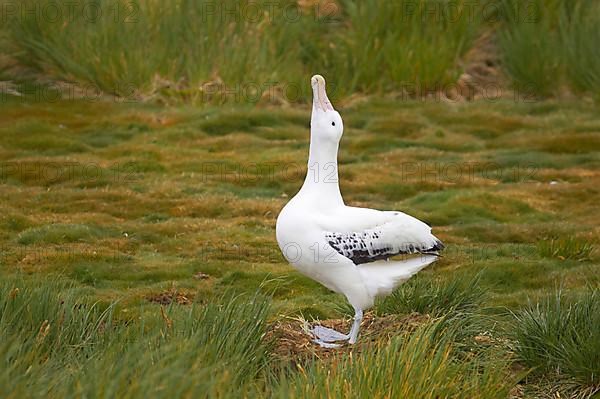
(376, 273, 485, 317)
(511, 288, 600, 395)
(329, 0, 480, 96)
(538, 237, 595, 261)
(0, 278, 272, 397)
(499, 0, 600, 97)
(275, 320, 515, 399)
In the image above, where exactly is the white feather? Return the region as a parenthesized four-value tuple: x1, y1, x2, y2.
(358, 255, 438, 298)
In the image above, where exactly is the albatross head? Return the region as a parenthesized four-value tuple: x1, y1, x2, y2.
(310, 75, 343, 142)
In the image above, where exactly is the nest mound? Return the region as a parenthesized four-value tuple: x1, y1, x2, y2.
(146, 290, 193, 305)
(266, 312, 430, 361)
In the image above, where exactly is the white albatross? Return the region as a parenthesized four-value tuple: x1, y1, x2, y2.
(276, 75, 445, 347)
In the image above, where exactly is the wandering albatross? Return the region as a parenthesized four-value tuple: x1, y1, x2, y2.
(276, 75, 445, 347)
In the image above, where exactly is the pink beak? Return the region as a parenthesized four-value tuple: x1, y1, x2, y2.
(311, 75, 334, 112)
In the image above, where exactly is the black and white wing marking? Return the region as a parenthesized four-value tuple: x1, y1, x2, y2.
(325, 229, 444, 265)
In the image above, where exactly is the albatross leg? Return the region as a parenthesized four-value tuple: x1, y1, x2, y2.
(348, 308, 363, 344)
(310, 308, 363, 347)
(311, 325, 349, 343)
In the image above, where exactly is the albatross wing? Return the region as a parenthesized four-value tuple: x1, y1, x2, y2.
(319, 207, 444, 265)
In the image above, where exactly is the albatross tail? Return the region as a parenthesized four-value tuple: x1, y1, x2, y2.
(357, 255, 438, 299)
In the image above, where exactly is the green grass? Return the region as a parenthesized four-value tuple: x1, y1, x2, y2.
(560, 1, 600, 95)
(1, 0, 599, 394)
(376, 273, 486, 317)
(1, 277, 522, 398)
(499, 0, 600, 97)
(498, 0, 564, 96)
(512, 288, 600, 396)
(538, 237, 595, 261)
(0, 93, 599, 397)
(277, 322, 515, 399)
(0, 0, 514, 103)
(16, 223, 116, 245)
(321, 0, 480, 96)
(0, 278, 272, 397)
(3, 0, 309, 101)
(3, 0, 600, 101)
(0, 98, 597, 305)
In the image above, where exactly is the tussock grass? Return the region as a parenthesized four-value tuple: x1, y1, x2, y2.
(0, 279, 117, 396)
(0, 278, 272, 397)
(275, 320, 515, 399)
(0, 277, 516, 398)
(4, 0, 600, 100)
(376, 273, 485, 317)
(327, 0, 480, 96)
(499, 0, 600, 97)
(512, 288, 600, 395)
(538, 237, 595, 261)
(4, 0, 308, 101)
(2, 0, 480, 102)
(498, 0, 563, 96)
(560, 1, 600, 95)
(3, 0, 600, 100)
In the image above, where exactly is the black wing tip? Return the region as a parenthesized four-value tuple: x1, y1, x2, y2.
(419, 239, 445, 257)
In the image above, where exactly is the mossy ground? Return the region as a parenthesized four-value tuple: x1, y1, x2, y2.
(1, 97, 598, 321)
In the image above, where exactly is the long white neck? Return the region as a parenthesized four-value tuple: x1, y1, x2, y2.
(298, 132, 344, 207)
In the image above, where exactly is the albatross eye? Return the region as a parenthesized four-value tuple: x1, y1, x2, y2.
(331, 121, 336, 126)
